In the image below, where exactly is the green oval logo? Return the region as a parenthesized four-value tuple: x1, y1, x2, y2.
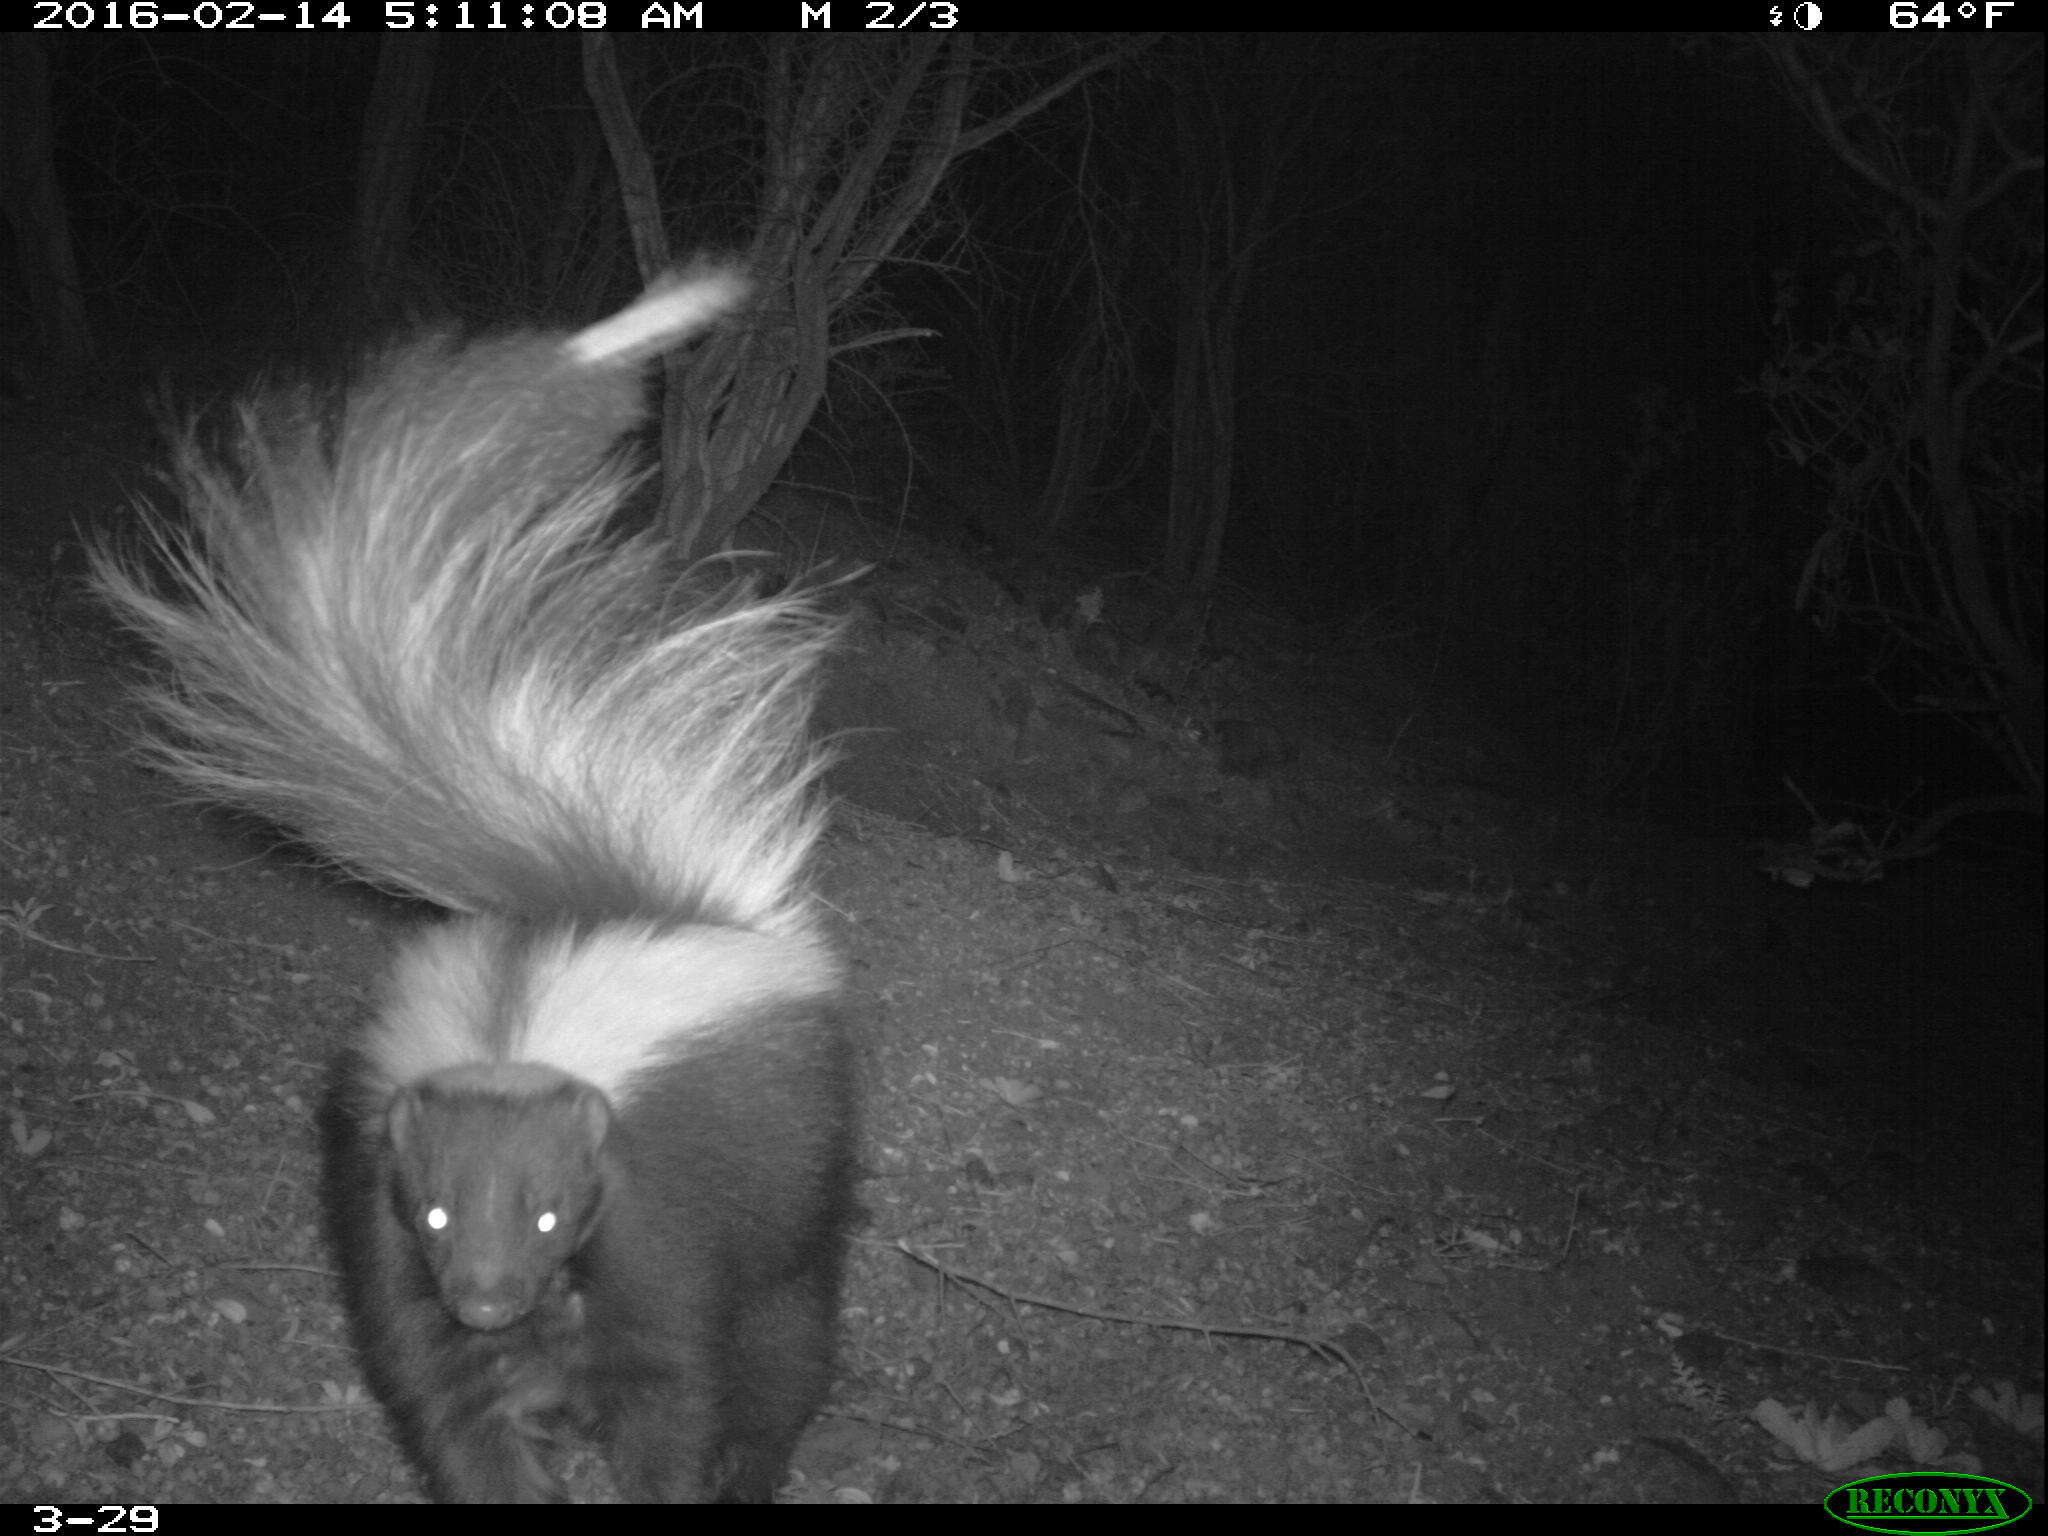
(1825, 1472, 2033, 1534)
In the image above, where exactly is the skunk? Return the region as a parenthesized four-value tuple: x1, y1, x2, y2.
(92, 267, 855, 1503)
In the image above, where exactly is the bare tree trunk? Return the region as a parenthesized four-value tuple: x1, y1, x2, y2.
(1156, 39, 1318, 621)
(1039, 326, 1115, 540)
(355, 37, 438, 310)
(583, 38, 672, 284)
(0, 36, 93, 373)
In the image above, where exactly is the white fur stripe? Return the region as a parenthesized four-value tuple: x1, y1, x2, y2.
(369, 921, 508, 1089)
(519, 923, 838, 1100)
(366, 918, 839, 1104)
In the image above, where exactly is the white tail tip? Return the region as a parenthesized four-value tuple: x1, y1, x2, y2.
(565, 265, 751, 370)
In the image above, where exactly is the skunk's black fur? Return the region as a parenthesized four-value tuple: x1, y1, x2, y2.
(94, 269, 855, 1503)
(320, 995, 853, 1503)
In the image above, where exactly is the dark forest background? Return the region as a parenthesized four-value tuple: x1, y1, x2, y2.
(3, 31, 2039, 841)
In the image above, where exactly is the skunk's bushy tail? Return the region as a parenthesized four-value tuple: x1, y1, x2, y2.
(93, 266, 835, 938)
(94, 271, 858, 1502)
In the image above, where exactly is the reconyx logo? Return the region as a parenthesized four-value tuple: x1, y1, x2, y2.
(1825, 1472, 2032, 1534)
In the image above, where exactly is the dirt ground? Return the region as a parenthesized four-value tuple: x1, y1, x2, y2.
(2, 390, 2041, 1504)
